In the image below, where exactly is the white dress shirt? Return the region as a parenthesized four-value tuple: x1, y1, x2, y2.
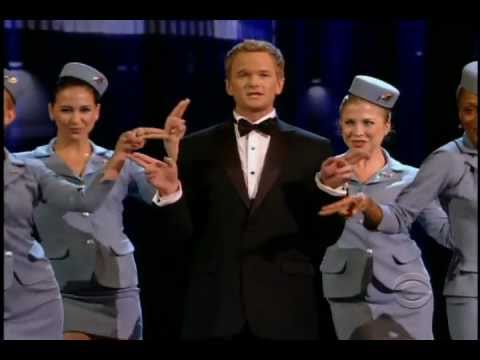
(233, 109, 276, 199)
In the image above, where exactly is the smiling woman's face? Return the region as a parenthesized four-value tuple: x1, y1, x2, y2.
(340, 98, 391, 155)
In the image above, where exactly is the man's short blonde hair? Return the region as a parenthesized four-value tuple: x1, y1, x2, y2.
(225, 39, 285, 79)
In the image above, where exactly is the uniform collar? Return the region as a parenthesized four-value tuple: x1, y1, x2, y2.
(349, 148, 404, 185)
(30, 138, 112, 179)
(233, 109, 277, 125)
(454, 133, 478, 156)
(31, 137, 111, 158)
(4, 148, 26, 188)
(4, 148, 25, 166)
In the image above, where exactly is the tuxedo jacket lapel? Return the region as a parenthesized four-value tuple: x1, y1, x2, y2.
(219, 122, 250, 208)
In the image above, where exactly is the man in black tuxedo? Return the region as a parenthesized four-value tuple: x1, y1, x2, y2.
(129, 39, 363, 340)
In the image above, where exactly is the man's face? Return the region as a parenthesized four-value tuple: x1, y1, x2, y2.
(226, 51, 284, 120)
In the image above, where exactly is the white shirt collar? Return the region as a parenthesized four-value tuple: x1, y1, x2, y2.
(233, 109, 277, 125)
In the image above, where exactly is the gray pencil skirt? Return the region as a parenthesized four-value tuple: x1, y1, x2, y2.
(62, 286, 142, 339)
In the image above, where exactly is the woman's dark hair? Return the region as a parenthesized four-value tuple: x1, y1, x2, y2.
(51, 76, 101, 104)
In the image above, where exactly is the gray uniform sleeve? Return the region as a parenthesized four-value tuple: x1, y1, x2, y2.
(31, 160, 115, 212)
(415, 199, 452, 248)
(126, 159, 157, 203)
(378, 150, 458, 236)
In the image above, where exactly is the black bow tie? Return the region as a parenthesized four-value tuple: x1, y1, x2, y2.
(237, 117, 276, 137)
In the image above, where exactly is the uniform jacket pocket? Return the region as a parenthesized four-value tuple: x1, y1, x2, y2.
(392, 243, 421, 265)
(320, 246, 373, 299)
